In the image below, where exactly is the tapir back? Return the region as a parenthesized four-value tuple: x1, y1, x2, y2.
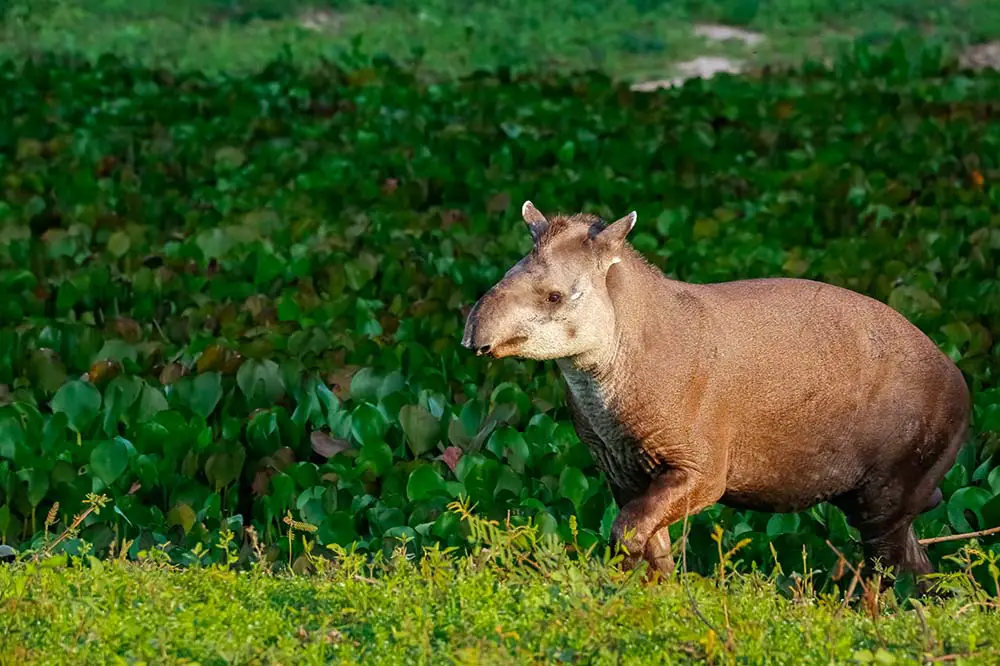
(610, 272, 969, 514)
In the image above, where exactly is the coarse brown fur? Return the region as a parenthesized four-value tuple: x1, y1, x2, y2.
(462, 201, 970, 586)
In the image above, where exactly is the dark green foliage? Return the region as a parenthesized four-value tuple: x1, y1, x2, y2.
(1, 38, 999, 584)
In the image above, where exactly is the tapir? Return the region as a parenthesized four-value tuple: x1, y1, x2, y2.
(461, 201, 970, 581)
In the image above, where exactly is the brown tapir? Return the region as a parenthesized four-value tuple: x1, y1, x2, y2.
(461, 201, 970, 582)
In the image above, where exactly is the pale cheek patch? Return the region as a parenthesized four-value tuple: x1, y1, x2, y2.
(569, 291, 583, 302)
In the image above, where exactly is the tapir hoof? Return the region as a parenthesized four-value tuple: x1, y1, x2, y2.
(644, 527, 675, 580)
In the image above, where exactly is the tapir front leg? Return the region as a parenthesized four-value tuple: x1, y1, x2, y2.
(609, 485, 672, 574)
(612, 483, 675, 575)
(644, 526, 674, 575)
(610, 467, 723, 573)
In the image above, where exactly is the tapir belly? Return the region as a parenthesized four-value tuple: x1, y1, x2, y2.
(720, 439, 868, 513)
(706, 352, 958, 514)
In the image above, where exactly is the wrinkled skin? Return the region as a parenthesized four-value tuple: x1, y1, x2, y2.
(462, 201, 970, 588)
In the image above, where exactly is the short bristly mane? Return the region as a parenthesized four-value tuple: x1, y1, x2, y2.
(534, 212, 605, 248)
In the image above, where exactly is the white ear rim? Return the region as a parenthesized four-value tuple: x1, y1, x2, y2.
(623, 211, 637, 234)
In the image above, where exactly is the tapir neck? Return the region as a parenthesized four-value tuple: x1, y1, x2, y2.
(559, 246, 687, 386)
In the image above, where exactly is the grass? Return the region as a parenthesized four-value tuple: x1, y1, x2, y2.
(3, 525, 1000, 665)
(3, 0, 1000, 81)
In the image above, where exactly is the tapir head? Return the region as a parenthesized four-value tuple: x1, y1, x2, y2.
(461, 200, 637, 361)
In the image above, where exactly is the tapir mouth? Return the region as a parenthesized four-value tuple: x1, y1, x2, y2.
(461, 328, 527, 359)
(486, 335, 528, 359)
(460, 292, 527, 358)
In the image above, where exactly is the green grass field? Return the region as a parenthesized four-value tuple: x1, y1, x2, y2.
(2, 1, 1000, 663)
(3, 525, 1000, 664)
(4, 0, 1000, 80)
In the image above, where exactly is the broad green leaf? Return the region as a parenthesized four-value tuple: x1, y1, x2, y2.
(190, 372, 223, 419)
(201, 492, 222, 522)
(383, 525, 419, 549)
(28, 349, 66, 393)
(989, 467, 1000, 495)
(981, 493, 1000, 530)
(766, 513, 802, 538)
(0, 412, 25, 460)
(134, 384, 169, 423)
(431, 510, 460, 540)
(285, 462, 319, 489)
(269, 473, 296, 511)
(368, 506, 406, 535)
(237, 359, 285, 408)
(493, 464, 523, 500)
(350, 403, 387, 448)
(102, 375, 142, 436)
(600, 503, 619, 541)
(51, 380, 102, 434)
(399, 404, 440, 456)
(296, 486, 327, 527)
(107, 231, 131, 257)
(947, 487, 992, 533)
(135, 454, 160, 489)
(349, 368, 383, 403)
(458, 400, 484, 439)
(344, 252, 379, 291)
(486, 427, 531, 472)
(558, 467, 588, 510)
(205, 448, 246, 490)
(406, 465, 446, 502)
(167, 503, 196, 534)
(357, 441, 393, 477)
(318, 512, 359, 547)
(91, 438, 129, 486)
(94, 339, 138, 364)
(214, 146, 246, 170)
(16, 469, 49, 507)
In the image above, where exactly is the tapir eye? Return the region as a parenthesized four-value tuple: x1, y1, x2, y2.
(547, 291, 562, 304)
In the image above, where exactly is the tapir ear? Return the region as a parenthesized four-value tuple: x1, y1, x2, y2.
(521, 200, 549, 244)
(593, 211, 637, 253)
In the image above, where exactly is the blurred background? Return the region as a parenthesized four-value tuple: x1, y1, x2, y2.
(4, 0, 1000, 81)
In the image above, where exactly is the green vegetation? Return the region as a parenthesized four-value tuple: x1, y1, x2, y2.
(2, 35, 1000, 591)
(3, 0, 1000, 79)
(3, 516, 1000, 664)
(2, 2, 1000, 662)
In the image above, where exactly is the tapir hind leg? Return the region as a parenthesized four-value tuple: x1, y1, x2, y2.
(859, 521, 933, 577)
(840, 415, 966, 588)
(835, 474, 940, 589)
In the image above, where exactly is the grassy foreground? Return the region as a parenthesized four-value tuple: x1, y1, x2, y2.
(2, 547, 1000, 665)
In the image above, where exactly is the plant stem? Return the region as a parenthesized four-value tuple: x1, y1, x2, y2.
(919, 526, 1000, 546)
